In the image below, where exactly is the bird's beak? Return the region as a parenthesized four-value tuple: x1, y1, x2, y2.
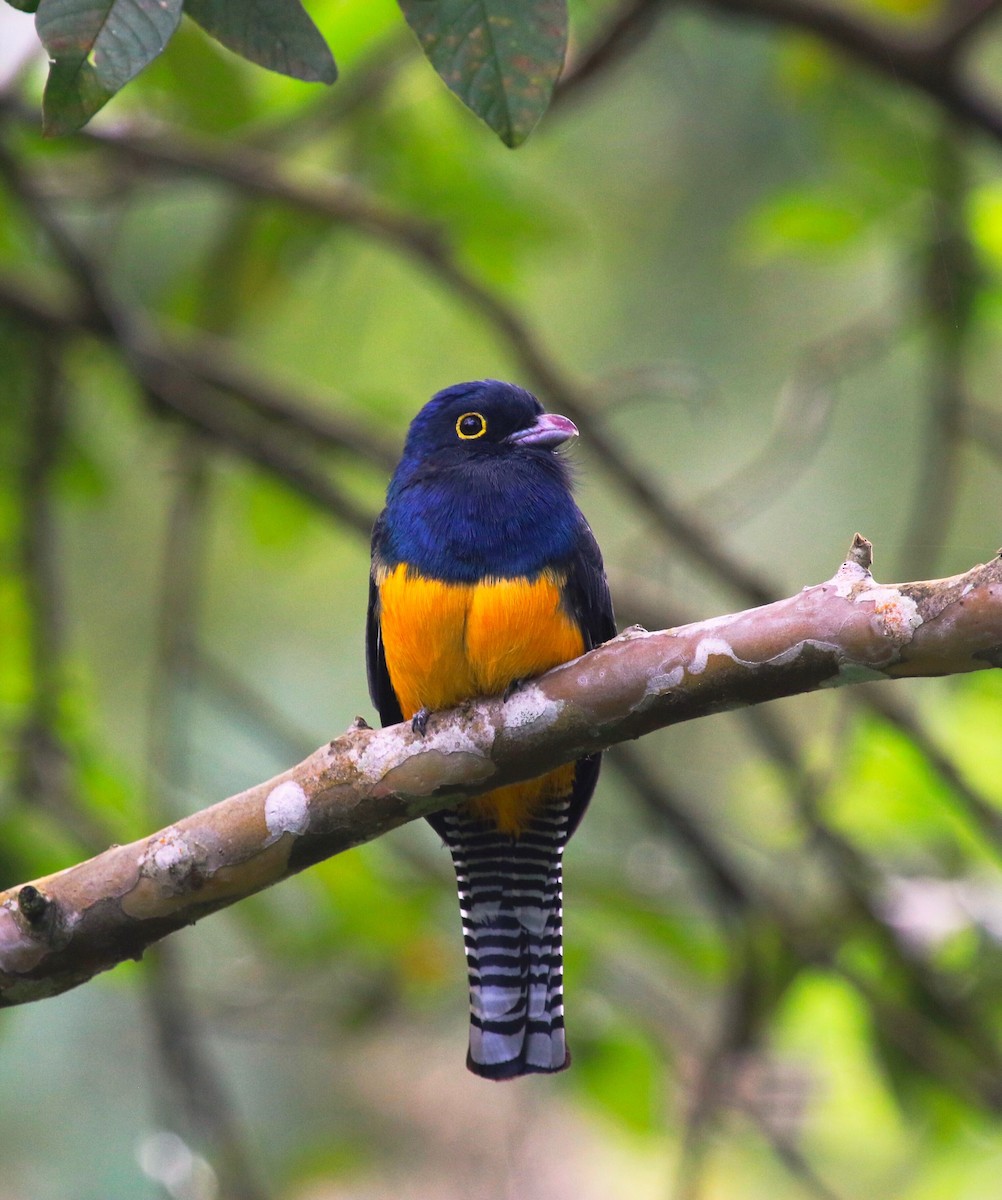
(506, 412, 579, 449)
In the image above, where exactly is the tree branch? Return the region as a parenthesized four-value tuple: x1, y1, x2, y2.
(0, 538, 998, 1006)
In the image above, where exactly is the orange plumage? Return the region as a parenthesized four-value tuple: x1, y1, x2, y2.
(374, 562, 584, 832)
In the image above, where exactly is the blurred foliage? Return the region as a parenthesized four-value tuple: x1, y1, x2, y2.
(2, 0, 1002, 1198)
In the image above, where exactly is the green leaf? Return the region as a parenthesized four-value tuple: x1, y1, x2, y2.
(36, 0, 184, 135)
(5, 0, 41, 13)
(184, 0, 336, 84)
(397, 0, 567, 147)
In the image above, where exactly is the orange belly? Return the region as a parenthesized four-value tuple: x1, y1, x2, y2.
(375, 563, 585, 833)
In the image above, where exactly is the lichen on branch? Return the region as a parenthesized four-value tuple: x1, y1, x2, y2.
(1, 537, 999, 1007)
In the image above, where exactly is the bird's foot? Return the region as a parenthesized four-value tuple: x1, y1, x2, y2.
(411, 707, 431, 736)
(503, 677, 526, 702)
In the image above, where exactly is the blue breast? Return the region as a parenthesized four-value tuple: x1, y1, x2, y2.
(379, 450, 582, 583)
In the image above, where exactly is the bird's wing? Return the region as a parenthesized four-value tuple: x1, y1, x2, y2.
(366, 513, 404, 728)
(560, 517, 617, 652)
(555, 517, 616, 837)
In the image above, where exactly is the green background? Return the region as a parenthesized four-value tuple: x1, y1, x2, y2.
(2, 1, 1002, 1197)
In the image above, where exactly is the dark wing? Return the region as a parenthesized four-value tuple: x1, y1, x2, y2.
(366, 512, 404, 728)
(561, 516, 616, 652)
(559, 516, 616, 837)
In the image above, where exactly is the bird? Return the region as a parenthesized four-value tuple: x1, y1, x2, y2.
(366, 379, 615, 1080)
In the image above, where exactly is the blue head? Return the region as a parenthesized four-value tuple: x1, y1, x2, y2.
(379, 380, 584, 581)
(399, 380, 577, 466)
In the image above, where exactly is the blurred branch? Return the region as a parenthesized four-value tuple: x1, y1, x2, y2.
(617, 749, 1002, 1155)
(698, 311, 897, 525)
(13, 329, 118, 855)
(145, 943, 269, 1200)
(673, 963, 844, 1200)
(823, 954, 1002, 1110)
(554, 0, 1002, 151)
(966, 401, 1002, 464)
(167, 330, 397, 472)
(900, 124, 977, 578)
(146, 435, 211, 817)
(14, 334, 72, 828)
(609, 746, 753, 914)
(557, 0, 667, 104)
(131, 350, 376, 536)
(602, 945, 844, 1200)
(0, 134, 386, 538)
(194, 650, 320, 766)
(744, 703, 1002, 1068)
(0, 101, 778, 604)
(690, 0, 1002, 147)
(936, 0, 1002, 52)
(616, 706, 1002, 1117)
(0, 537, 999, 1005)
(672, 976, 757, 1200)
(0, 274, 377, 537)
(0, 267, 395, 477)
(140, 439, 268, 1200)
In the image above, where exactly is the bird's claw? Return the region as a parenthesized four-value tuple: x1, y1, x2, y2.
(503, 678, 526, 702)
(411, 707, 431, 736)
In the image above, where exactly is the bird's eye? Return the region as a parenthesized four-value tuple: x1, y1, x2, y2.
(456, 412, 487, 440)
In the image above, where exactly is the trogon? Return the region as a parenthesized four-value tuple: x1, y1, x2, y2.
(366, 379, 615, 1079)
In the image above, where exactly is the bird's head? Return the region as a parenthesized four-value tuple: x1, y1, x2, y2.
(400, 380, 578, 464)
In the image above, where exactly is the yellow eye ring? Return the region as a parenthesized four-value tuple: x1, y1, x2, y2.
(456, 412, 487, 440)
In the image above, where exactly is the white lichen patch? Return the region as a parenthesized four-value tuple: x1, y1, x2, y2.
(352, 731, 422, 782)
(145, 826, 192, 874)
(139, 826, 200, 892)
(857, 586, 922, 643)
(761, 638, 841, 668)
(690, 637, 748, 675)
(424, 722, 487, 758)
(264, 780, 310, 841)
(830, 558, 873, 597)
(647, 664, 685, 695)
(354, 720, 488, 788)
(684, 635, 846, 685)
(502, 683, 561, 733)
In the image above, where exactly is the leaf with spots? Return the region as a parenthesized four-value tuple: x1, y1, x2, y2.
(397, 0, 568, 148)
(36, 0, 184, 135)
(184, 0, 337, 85)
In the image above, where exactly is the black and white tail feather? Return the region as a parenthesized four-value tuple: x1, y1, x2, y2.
(435, 798, 575, 1079)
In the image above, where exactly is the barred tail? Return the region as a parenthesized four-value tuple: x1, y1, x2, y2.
(437, 799, 572, 1080)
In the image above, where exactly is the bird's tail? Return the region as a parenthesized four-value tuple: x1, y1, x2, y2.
(437, 800, 572, 1080)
